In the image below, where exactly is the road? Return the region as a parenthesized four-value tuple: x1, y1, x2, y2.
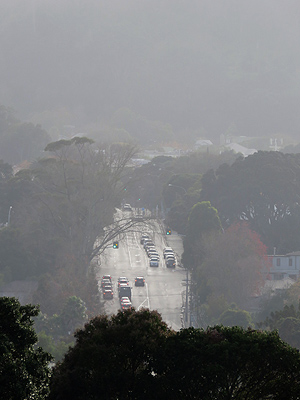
(97, 216, 186, 330)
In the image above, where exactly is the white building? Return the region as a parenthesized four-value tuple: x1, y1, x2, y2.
(267, 252, 300, 281)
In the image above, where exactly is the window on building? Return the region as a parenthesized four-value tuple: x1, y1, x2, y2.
(276, 258, 281, 266)
(289, 258, 293, 267)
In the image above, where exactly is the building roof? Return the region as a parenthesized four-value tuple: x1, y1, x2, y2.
(224, 143, 257, 157)
(195, 139, 213, 146)
(286, 251, 300, 256)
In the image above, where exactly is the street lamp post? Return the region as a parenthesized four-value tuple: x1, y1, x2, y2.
(7, 206, 12, 225)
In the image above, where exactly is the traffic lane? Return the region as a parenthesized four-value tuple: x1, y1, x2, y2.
(101, 248, 184, 322)
(99, 223, 185, 328)
(146, 267, 184, 330)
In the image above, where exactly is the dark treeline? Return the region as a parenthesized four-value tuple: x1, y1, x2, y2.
(2, 299, 300, 400)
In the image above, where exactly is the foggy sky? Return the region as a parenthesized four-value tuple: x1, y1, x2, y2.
(1, 0, 299, 142)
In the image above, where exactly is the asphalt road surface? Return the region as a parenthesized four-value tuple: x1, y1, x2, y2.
(98, 217, 186, 330)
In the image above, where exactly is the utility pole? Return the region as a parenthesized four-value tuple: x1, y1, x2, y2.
(7, 206, 12, 226)
(185, 268, 189, 326)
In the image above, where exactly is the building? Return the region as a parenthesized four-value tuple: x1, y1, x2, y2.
(268, 252, 300, 281)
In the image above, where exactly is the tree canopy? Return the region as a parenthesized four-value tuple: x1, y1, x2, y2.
(182, 201, 222, 269)
(192, 222, 268, 323)
(200, 151, 300, 253)
(49, 309, 172, 400)
(0, 297, 52, 399)
(49, 309, 300, 399)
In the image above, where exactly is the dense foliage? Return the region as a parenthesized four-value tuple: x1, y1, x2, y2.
(49, 309, 300, 400)
(182, 201, 222, 269)
(200, 151, 300, 254)
(0, 297, 52, 399)
(49, 309, 172, 400)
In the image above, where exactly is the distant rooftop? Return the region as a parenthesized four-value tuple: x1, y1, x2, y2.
(224, 142, 257, 157)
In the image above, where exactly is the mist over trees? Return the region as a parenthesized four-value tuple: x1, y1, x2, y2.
(0, 1, 299, 144)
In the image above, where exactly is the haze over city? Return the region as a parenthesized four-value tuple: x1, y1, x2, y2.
(1, 0, 299, 147)
(2, 2, 300, 399)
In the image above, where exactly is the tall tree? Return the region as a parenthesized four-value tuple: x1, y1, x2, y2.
(49, 309, 172, 400)
(14, 138, 139, 272)
(182, 201, 222, 269)
(0, 297, 52, 399)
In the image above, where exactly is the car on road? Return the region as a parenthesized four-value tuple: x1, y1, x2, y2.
(150, 258, 159, 267)
(165, 253, 175, 261)
(121, 302, 132, 310)
(120, 297, 132, 310)
(118, 276, 129, 282)
(146, 247, 157, 257)
(102, 275, 112, 282)
(103, 289, 114, 299)
(101, 279, 111, 289)
(144, 240, 155, 249)
(135, 276, 145, 286)
(163, 248, 174, 258)
(120, 296, 131, 303)
(118, 278, 129, 287)
(118, 285, 132, 300)
(148, 251, 160, 260)
(166, 259, 176, 268)
(140, 233, 150, 244)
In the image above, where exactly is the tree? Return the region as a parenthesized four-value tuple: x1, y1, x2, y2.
(13, 138, 143, 272)
(182, 201, 222, 269)
(258, 303, 300, 349)
(0, 297, 52, 399)
(194, 222, 268, 314)
(49, 311, 300, 400)
(200, 151, 300, 254)
(155, 326, 300, 399)
(49, 309, 172, 400)
(219, 305, 254, 329)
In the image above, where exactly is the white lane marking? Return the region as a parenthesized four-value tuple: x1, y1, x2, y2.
(137, 282, 150, 310)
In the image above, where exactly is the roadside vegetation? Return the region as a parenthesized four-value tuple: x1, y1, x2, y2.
(2, 300, 300, 400)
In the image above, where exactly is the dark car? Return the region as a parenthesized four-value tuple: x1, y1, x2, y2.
(135, 276, 145, 286)
(118, 285, 132, 300)
(166, 259, 176, 268)
(150, 258, 159, 267)
(103, 289, 114, 299)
